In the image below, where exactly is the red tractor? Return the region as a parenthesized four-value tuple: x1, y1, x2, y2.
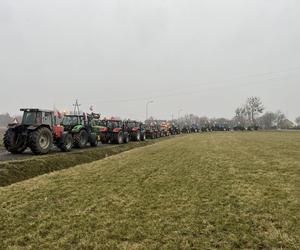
(100, 119, 130, 144)
(3, 108, 73, 155)
(145, 121, 161, 139)
(125, 120, 146, 141)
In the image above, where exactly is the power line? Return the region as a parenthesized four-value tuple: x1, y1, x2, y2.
(82, 67, 300, 104)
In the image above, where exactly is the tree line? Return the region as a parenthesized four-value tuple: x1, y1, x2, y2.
(177, 97, 299, 130)
(0, 98, 299, 130)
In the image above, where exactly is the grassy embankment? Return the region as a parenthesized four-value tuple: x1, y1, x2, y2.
(0, 132, 300, 249)
(0, 128, 4, 148)
(0, 137, 171, 187)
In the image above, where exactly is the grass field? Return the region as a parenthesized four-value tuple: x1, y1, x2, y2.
(0, 128, 5, 147)
(0, 132, 300, 249)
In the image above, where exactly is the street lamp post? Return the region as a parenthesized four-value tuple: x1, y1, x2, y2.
(146, 100, 154, 121)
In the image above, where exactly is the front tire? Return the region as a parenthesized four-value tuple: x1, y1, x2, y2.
(90, 133, 98, 147)
(115, 132, 123, 144)
(124, 133, 129, 143)
(135, 132, 141, 141)
(141, 133, 146, 141)
(29, 127, 53, 155)
(74, 130, 89, 148)
(59, 133, 73, 152)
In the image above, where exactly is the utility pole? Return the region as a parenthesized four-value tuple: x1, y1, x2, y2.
(73, 99, 81, 115)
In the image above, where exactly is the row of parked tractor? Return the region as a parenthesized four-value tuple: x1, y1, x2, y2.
(3, 108, 201, 155)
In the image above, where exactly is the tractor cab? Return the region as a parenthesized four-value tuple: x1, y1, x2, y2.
(20, 108, 55, 127)
(61, 115, 85, 131)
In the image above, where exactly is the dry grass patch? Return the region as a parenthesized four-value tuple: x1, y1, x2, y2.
(0, 132, 300, 249)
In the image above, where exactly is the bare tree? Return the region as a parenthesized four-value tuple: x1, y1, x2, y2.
(275, 111, 286, 128)
(245, 97, 264, 125)
(257, 112, 277, 129)
(295, 116, 300, 127)
(234, 106, 248, 127)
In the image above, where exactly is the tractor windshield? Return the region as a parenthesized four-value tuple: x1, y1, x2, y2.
(62, 116, 81, 126)
(127, 122, 139, 128)
(22, 111, 41, 125)
(107, 121, 119, 128)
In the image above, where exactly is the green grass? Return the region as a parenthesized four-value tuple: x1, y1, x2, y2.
(0, 132, 300, 249)
(0, 139, 167, 187)
(0, 128, 4, 148)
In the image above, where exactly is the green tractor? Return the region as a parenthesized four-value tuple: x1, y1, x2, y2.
(3, 108, 73, 155)
(61, 114, 98, 148)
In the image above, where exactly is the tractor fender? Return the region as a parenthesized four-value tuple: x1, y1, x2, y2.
(72, 125, 84, 133)
(113, 128, 122, 133)
(7, 124, 21, 129)
(27, 125, 50, 131)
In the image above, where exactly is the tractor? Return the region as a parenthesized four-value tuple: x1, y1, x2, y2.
(125, 120, 146, 141)
(169, 122, 181, 135)
(181, 124, 191, 133)
(100, 119, 129, 144)
(160, 121, 171, 137)
(145, 121, 161, 139)
(191, 124, 200, 133)
(3, 108, 73, 155)
(61, 114, 98, 148)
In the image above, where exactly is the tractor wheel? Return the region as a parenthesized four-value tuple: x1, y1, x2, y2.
(124, 133, 129, 144)
(28, 127, 53, 155)
(115, 132, 123, 144)
(90, 133, 98, 147)
(135, 132, 141, 141)
(141, 133, 146, 141)
(59, 133, 73, 152)
(3, 128, 27, 154)
(101, 138, 109, 144)
(74, 130, 89, 148)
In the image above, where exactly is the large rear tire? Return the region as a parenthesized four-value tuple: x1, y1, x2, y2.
(74, 130, 89, 148)
(29, 127, 53, 155)
(3, 128, 27, 154)
(59, 133, 73, 152)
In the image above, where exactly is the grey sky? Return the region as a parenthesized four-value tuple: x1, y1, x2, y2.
(0, 0, 299, 121)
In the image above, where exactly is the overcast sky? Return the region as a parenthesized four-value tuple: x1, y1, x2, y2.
(0, 0, 299, 121)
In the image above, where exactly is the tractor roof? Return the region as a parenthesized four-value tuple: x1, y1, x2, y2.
(64, 114, 84, 117)
(105, 119, 122, 122)
(20, 108, 53, 113)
